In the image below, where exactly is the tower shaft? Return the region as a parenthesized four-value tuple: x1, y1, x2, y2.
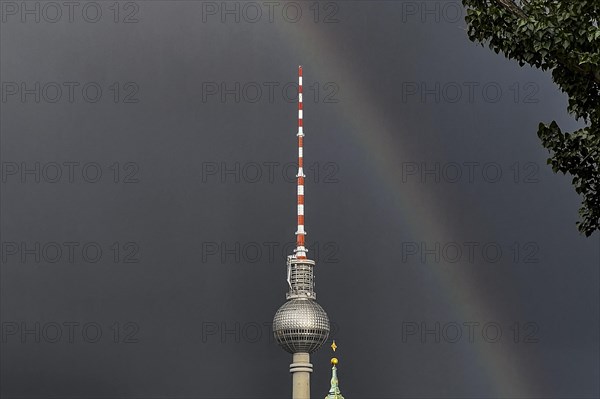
(291, 352, 312, 399)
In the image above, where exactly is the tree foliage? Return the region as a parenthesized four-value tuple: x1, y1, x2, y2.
(462, 0, 600, 236)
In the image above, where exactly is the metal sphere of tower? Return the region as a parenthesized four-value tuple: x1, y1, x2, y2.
(272, 66, 330, 399)
(273, 296, 330, 354)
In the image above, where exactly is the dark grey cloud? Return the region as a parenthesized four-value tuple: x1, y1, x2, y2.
(1, 1, 598, 398)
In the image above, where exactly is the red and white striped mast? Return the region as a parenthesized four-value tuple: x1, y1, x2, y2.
(295, 65, 307, 259)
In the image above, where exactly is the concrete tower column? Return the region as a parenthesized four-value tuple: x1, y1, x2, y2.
(290, 352, 312, 399)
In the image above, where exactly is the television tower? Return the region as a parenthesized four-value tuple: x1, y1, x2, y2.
(273, 66, 330, 399)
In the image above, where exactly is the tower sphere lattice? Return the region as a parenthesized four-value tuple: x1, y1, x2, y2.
(273, 297, 330, 354)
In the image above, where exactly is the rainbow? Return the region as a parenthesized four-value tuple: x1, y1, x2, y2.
(275, 20, 538, 398)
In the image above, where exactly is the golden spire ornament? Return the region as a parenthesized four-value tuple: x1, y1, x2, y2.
(325, 341, 345, 399)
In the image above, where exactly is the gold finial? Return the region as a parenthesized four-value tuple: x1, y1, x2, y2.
(330, 341, 338, 366)
(326, 339, 344, 398)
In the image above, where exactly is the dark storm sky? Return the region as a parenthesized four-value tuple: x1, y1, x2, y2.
(1, 1, 598, 398)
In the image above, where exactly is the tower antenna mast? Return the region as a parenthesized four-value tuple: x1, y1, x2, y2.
(296, 65, 307, 259)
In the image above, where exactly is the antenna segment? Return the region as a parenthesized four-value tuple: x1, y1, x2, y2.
(295, 65, 307, 259)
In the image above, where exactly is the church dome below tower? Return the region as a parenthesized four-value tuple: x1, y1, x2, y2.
(273, 298, 330, 354)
